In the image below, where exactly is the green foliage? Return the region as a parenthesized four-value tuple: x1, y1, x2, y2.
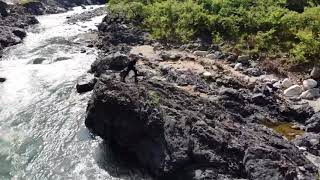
(20, 0, 39, 5)
(109, 0, 320, 66)
(144, 0, 213, 42)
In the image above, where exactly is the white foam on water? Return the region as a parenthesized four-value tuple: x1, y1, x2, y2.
(0, 5, 149, 180)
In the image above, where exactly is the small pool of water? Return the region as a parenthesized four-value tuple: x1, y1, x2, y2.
(263, 122, 304, 141)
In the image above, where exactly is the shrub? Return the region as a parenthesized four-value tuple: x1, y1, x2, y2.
(108, 0, 320, 67)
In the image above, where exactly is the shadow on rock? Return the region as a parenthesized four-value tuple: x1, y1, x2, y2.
(95, 140, 152, 179)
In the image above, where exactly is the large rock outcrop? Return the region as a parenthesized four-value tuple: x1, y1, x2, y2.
(85, 76, 318, 179)
(96, 13, 148, 52)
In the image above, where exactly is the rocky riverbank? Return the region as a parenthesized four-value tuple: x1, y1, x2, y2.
(82, 13, 320, 179)
(0, 1, 38, 58)
(0, 0, 107, 57)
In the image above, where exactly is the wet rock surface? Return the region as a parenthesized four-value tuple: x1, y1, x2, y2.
(76, 73, 97, 93)
(0, 77, 6, 82)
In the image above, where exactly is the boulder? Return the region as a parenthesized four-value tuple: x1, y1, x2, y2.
(26, 16, 39, 25)
(303, 79, 317, 90)
(12, 28, 27, 39)
(281, 78, 293, 88)
(310, 66, 320, 79)
(294, 133, 320, 156)
(90, 52, 129, 76)
(32, 57, 46, 64)
(54, 57, 71, 62)
(251, 93, 269, 106)
(306, 112, 320, 133)
(234, 63, 243, 71)
(85, 77, 318, 179)
(237, 55, 250, 64)
(76, 73, 97, 93)
(284, 85, 302, 97)
(0, 77, 6, 82)
(193, 51, 208, 57)
(87, 44, 94, 48)
(300, 88, 320, 100)
(226, 54, 238, 62)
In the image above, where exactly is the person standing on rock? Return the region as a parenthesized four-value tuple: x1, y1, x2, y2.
(120, 53, 143, 83)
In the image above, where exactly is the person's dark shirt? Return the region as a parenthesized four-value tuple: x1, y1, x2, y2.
(128, 59, 137, 69)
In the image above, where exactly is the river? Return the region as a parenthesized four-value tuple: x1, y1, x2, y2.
(0, 5, 148, 180)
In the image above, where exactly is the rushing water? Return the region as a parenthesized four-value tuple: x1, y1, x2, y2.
(0, 6, 149, 180)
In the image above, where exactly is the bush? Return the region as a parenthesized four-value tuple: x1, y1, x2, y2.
(108, 0, 320, 67)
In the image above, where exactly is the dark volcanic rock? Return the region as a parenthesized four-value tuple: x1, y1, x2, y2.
(280, 103, 314, 122)
(165, 69, 211, 93)
(96, 13, 148, 51)
(66, 6, 105, 24)
(22, 1, 46, 15)
(76, 73, 97, 93)
(12, 28, 27, 39)
(0, 2, 39, 52)
(251, 93, 269, 106)
(32, 57, 46, 64)
(294, 133, 320, 156)
(90, 52, 129, 76)
(305, 112, 320, 133)
(244, 68, 265, 77)
(85, 76, 318, 179)
(0, 1, 9, 17)
(0, 77, 6, 82)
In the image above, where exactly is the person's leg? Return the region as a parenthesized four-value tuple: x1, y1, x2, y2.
(133, 67, 138, 82)
(121, 69, 130, 82)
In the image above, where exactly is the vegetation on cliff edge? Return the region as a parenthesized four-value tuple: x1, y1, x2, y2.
(107, 0, 319, 68)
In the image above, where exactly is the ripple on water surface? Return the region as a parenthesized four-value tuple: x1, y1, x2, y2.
(0, 5, 150, 180)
